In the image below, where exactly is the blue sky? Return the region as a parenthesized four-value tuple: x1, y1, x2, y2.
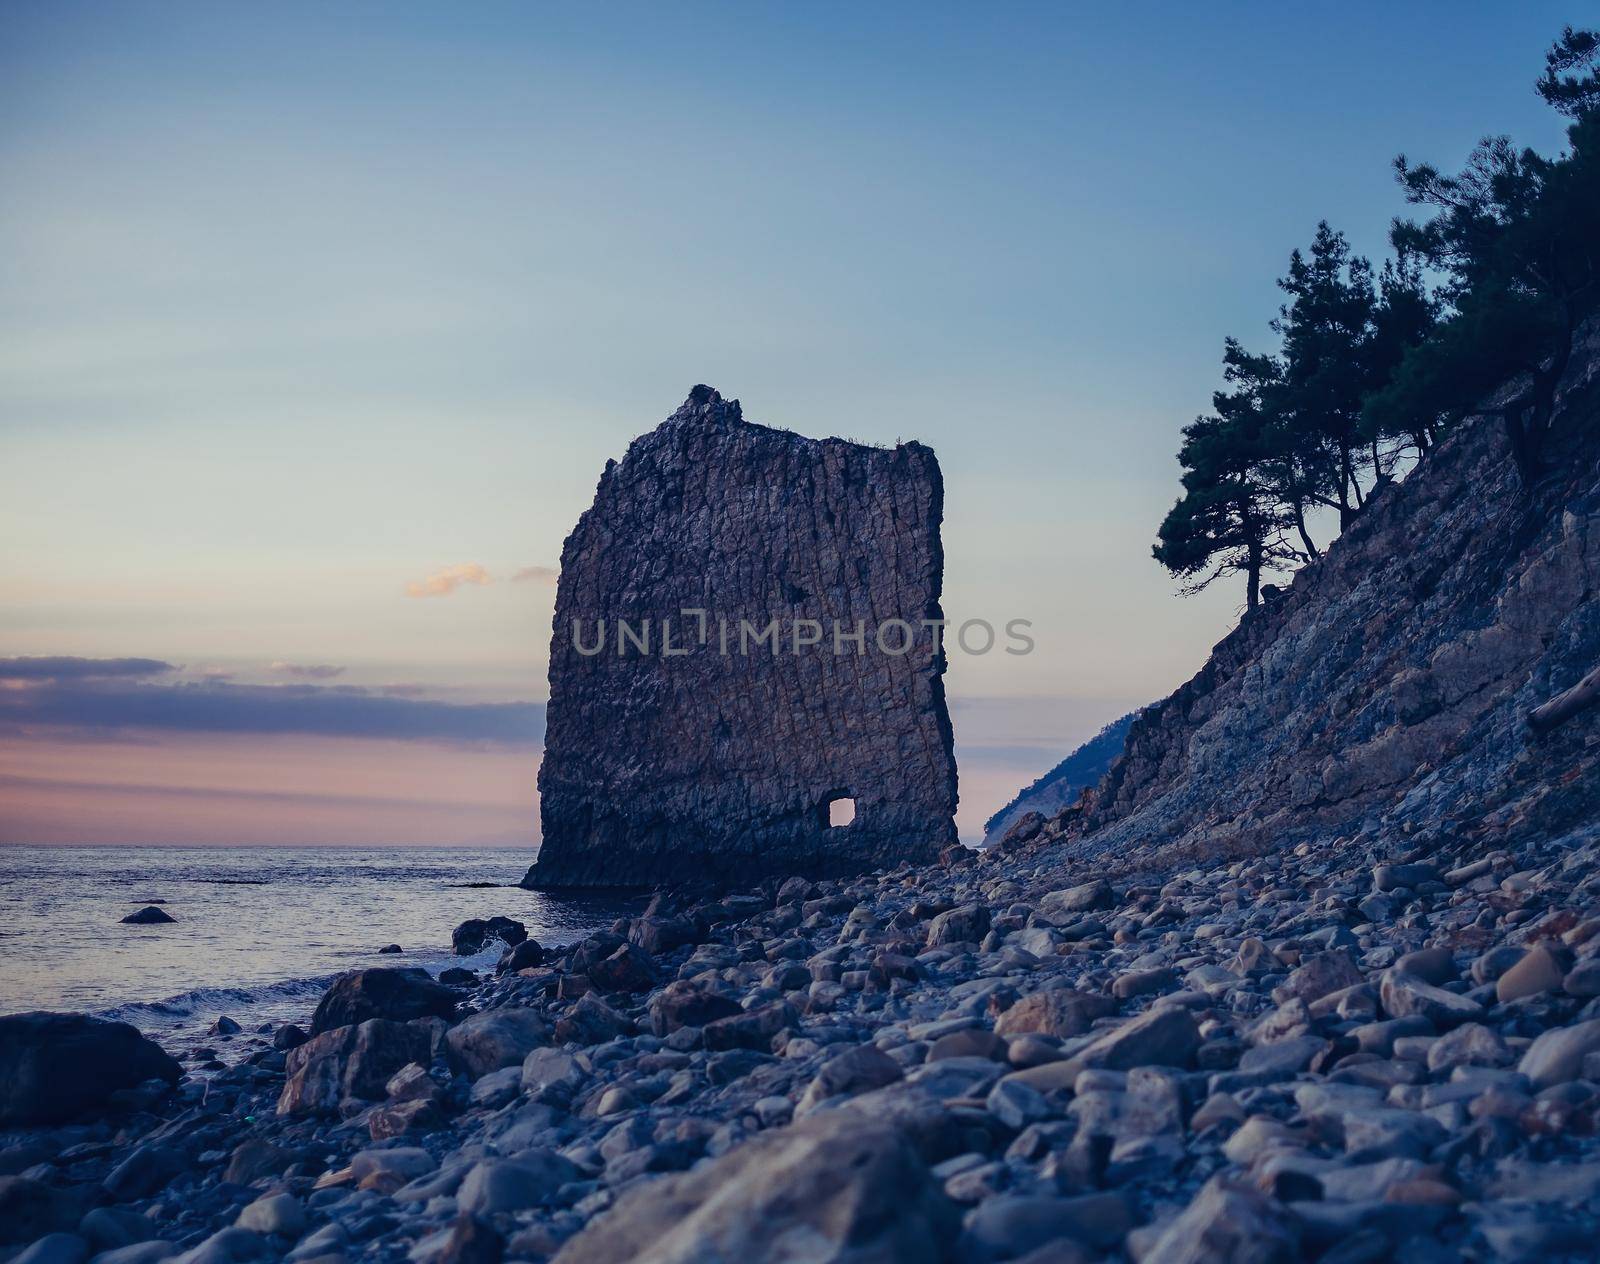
(0, 2, 1586, 842)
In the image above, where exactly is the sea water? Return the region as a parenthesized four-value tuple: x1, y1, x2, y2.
(0, 846, 635, 1041)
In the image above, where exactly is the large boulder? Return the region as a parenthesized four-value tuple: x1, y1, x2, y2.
(994, 989, 1117, 1039)
(553, 993, 634, 1045)
(308, 968, 457, 1036)
(277, 1018, 445, 1116)
(0, 1013, 181, 1126)
(588, 944, 658, 994)
(646, 982, 743, 1037)
(549, 1110, 958, 1263)
(452, 917, 527, 956)
(445, 1008, 551, 1079)
(1058, 1005, 1200, 1078)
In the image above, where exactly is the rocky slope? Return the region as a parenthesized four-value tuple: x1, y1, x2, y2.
(1043, 326, 1600, 871)
(983, 713, 1138, 848)
(528, 385, 958, 890)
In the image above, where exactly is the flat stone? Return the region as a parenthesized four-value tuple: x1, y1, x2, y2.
(1059, 1006, 1200, 1078)
(1378, 972, 1483, 1027)
(1496, 945, 1569, 1003)
(1518, 1018, 1600, 1090)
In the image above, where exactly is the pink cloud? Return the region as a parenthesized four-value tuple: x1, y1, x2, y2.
(511, 565, 558, 585)
(405, 563, 492, 598)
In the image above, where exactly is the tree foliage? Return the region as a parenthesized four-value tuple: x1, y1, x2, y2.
(1157, 27, 1599, 610)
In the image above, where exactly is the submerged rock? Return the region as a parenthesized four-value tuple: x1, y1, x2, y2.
(120, 907, 175, 925)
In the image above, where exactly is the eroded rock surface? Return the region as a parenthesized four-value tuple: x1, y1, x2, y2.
(1047, 326, 1600, 868)
(527, 386, 958, 889)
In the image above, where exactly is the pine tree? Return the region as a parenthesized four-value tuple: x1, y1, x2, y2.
(1153, 347, 1300, 610)
(1272, 223, 1379, 528)
(1370, 28, 1600, 482)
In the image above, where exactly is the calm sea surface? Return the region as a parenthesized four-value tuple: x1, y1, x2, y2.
(0, 846, 636, 1041)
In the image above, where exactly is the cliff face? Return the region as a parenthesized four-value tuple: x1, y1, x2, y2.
(526, 387, 958, 889)
(1053, 328, 1600, 865)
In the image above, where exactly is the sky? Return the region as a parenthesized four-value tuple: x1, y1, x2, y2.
(0, 2, 1587, 846)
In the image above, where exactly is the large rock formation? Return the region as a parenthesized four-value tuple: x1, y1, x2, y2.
(525, 386, 958, 889)
(1048, 324, 1600, 866)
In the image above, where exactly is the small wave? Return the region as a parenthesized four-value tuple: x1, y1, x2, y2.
(92, 973, 339, 1027)
(191, 878, 272, 886)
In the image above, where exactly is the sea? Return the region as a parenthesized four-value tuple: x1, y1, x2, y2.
(0, 846, 638, 1044)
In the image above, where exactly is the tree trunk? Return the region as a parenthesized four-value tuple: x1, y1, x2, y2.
(1292, 502, 1319, 561)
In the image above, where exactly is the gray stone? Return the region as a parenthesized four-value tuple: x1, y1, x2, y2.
(1141, 1177, 1300, 1263)
(1060, 1006, 1200, 1077)
(234, 1194, 304, 1238)
(520, 1048, 588, 1106)
(960, 1192, 1133, 1262)
(457, 1155, 578, 1215)
(445, 1008, 550, 1078)
(797, 1044, 904, 1115)
(1378, 972, 1483, 1026)
(547, 1111, 957, 1263)
(1518, 1019, 1600, 1090)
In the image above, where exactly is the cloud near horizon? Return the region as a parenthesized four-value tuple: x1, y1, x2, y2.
(269, 661, 346, 679)
(0, 656, 176, 681)
(405, 563, 492, 598)
(0, 657, 544, 744)
(511, 565, 557, 585)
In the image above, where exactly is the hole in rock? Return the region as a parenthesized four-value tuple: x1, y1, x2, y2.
(825, 795, 856, 829)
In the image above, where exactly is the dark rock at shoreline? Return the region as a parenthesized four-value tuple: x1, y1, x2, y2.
(378, 944, 403, 954)
(451, 917, 527, 956)
(0, 1013, 180, 1126)
(494, 940, 543, 975)
(271, 1023, 307, 1051)
(439, 967, 480, 987)
(308, 968, 457, 1035)
(120, 907, 175, 925)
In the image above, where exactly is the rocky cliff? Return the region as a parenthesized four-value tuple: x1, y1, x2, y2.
(1047, 326, 1600, 867)
(982, 711, 1138, 847)
(525, 386, 958, 889)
